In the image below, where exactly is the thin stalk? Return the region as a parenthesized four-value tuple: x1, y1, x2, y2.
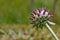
(45, 23, 59, 40)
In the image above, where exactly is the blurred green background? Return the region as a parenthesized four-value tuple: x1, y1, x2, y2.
(0, 0, 60, 24)
(0, 0, 30, 24)
(0, 0, 60, 40)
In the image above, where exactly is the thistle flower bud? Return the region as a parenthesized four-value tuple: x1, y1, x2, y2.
(30, 8, 55, 29)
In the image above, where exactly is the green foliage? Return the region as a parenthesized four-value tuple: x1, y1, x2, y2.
(0, 0, 30, 24)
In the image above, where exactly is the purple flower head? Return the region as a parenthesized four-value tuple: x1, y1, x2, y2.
(31, 8, 52, 19)
(30, 8, 55, 29)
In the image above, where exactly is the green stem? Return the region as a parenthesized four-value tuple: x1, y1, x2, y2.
(45, 23, 59, 40)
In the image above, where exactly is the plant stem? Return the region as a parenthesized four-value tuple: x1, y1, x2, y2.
(45, 23, 59, 40)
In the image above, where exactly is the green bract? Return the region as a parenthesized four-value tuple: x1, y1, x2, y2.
(33, 16, 50, 29)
